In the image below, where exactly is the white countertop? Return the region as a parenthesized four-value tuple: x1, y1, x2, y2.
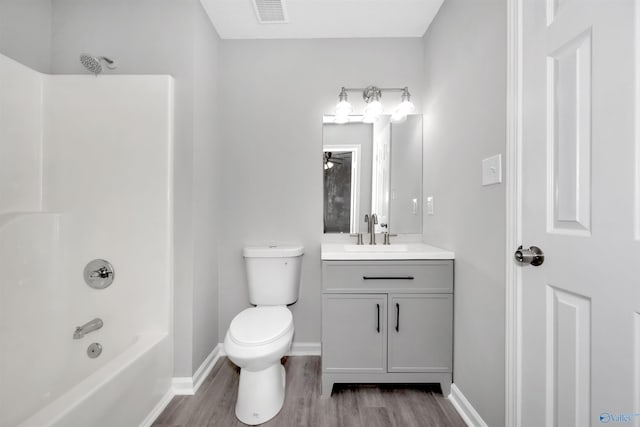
(321, 243, 455, 261)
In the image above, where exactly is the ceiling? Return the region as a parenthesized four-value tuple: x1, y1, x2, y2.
(200, 0, 445, 40)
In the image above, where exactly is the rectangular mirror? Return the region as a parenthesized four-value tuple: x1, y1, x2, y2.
(322, 115, 422, 234)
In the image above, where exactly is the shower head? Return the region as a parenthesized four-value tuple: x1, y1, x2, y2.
(80, 54, 117, 75)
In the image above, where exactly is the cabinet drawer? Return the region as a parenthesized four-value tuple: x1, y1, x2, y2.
(322, 260, 453, 293)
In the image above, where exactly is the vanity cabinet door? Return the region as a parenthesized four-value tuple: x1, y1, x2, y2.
(322, 294, 387, 373)
(387, 293, 453, 373)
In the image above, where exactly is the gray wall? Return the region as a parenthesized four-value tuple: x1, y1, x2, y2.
(421, 1, 506, 426)
(0, 0, 52, 73)
(191, 5, 221, 372)
(51, 0, 221, 377)
(218, 38, 424, 343)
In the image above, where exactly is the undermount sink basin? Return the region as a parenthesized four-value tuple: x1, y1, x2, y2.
(343, 244, 409, 252)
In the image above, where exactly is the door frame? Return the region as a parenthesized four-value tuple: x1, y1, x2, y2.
(635, 0, 640, 242)
(323, 145, 361, 234)
(505, 0, 522, 425)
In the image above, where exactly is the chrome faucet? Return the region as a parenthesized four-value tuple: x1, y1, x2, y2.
(364, 213, 378, 245)
(73, 318, 103, 339)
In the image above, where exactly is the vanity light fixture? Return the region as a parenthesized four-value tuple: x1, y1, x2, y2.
(362, 86, 383, 123)
(334, 87, 352, 124)
(391, 87, 416, 124)
(332, 85, 415, 124)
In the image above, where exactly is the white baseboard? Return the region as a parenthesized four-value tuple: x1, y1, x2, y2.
(448, 384, 489, 427)
(217, 341, 321, 357)
(172, 343, 223, 396)
(171, 377, 195, 395)
(139, 389, 174, 427)
(287, 341, 321, 356)
(192, 343, 223, 393)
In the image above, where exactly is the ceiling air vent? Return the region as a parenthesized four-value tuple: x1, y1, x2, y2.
(252, 0, 289, 24)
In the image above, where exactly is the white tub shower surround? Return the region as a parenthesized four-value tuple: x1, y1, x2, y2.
(0, 53, 174, 427)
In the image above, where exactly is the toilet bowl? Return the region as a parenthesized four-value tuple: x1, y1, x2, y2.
(224, 306, 294, 425)
(224, 244, 303, 425)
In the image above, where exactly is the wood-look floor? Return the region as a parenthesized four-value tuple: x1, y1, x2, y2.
(153, 356, 467, 427)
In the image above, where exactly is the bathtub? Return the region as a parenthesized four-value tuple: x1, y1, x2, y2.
(0, 213, 172, 427)
(16, 332, 171, 427)
(0, 55, 174, 427)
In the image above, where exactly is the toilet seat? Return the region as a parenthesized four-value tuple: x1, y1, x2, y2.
(229, 306, 293, 347)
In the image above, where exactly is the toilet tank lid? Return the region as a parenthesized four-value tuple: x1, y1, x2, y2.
(243, 245, 304, 258)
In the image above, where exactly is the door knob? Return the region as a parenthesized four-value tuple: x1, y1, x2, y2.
(514, 245, 544, 266)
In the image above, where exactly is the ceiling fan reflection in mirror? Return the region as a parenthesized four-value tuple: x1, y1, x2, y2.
(323, 151, 350, 170)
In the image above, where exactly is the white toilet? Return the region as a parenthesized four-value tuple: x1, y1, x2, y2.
(224, 244, 304, 425)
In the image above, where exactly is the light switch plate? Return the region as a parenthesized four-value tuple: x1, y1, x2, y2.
(426, 196, 434, 215)
(482, 154, 502, 186)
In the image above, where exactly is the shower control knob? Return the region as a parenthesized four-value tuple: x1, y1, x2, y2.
(84, 259, 115, 289)
(514, 245, 545, 266)
(92, 266, 111, 279)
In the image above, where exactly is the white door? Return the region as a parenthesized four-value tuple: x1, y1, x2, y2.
(519, 0, 639, 426)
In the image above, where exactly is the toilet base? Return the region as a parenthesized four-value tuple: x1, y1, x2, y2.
(235, 363, 286, 425)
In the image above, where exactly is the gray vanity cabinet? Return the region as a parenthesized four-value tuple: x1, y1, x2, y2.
(387, 293, 453, 373)
(322, 294, 387, 373)
(321, 260, 453, 398)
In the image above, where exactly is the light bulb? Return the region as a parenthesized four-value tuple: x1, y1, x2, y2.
(396, 87, 415, 117)
(335, 87, 352, 119)
(335, 100, 353, 116)
(397, 100, 415, 115)
(327, 161, 334, 169)
(364, 100, 383, 117)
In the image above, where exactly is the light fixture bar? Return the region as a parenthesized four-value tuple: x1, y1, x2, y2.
(338, 87, 408, 92)
(332, 85, 415, 124)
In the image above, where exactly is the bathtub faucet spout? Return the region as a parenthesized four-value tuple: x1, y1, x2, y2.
(73, 318, 103, 339)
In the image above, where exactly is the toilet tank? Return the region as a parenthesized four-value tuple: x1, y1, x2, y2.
(243, 245, 304, 305)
